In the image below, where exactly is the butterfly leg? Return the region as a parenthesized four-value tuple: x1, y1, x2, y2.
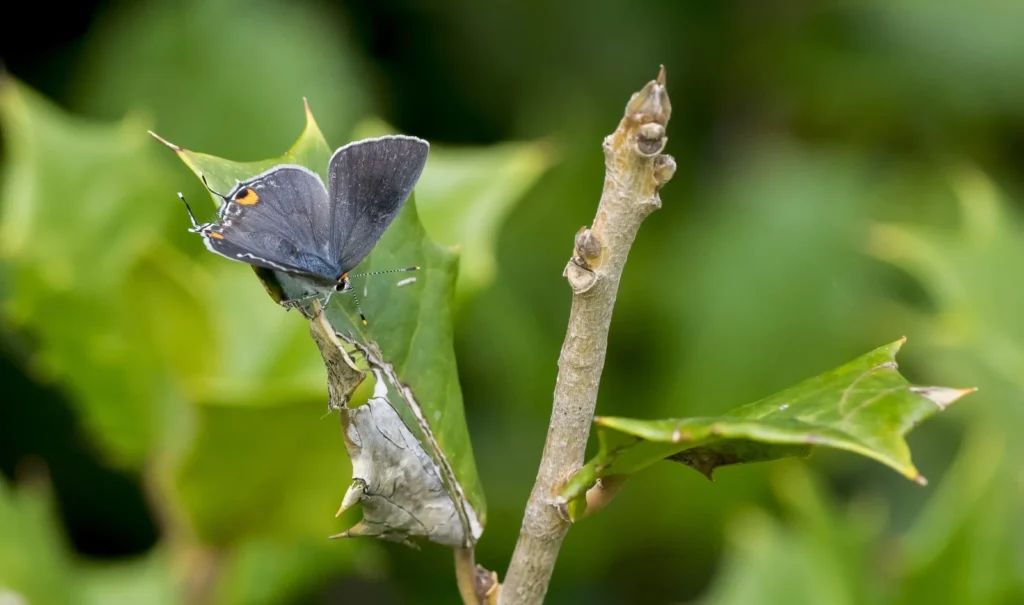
(281, 290, 329, 318)
(318, 289, 336, 318)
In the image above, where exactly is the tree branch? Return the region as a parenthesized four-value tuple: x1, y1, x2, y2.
(499, 67, 675, 604)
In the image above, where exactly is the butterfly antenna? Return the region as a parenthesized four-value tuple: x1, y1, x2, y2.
(200, 173, 229, 201)
(345, 286, 368, 325)
(177, 193, 202, 232)
(347, 266, 420, 278)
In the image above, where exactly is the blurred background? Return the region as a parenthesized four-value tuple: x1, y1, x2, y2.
(2, 0, 1023, 603)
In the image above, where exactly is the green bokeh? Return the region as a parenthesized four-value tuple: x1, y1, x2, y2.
(3, 0, 1023, 603)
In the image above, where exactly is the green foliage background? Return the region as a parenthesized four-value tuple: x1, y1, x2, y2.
(2, 0, 1023, 603)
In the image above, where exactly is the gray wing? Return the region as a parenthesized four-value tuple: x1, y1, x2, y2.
(222, 165, 333, 258)
(208, 165, 340, 279)
(200, 229, 339, 279)
(326, 135, 429, 274)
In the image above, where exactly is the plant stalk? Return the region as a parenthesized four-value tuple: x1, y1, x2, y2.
(498, 67, 675, 604)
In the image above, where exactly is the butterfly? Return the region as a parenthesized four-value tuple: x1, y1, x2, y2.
(179, 135, 429, 321)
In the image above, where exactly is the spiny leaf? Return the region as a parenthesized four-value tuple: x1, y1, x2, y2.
(312, 203, 487, 546)
(148, 99, 332, 208)
(313, 315, 482, 547)
(867, 166, 1024, 602)
(560, 339, 974, 518)
(0, 77, 178, 465)
(154, 105, 486, 546)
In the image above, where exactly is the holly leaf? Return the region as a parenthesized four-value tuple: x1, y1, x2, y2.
(0, 76, 178, 465)
(148, 99, 332, 207)
(0, 477, 75, 605)
(153, 105, 486, 547)
(560, 339, 974, 519)
(867, 166, 1024, 602)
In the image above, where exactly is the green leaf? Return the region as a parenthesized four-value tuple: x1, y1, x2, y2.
(148, 102, 337, 408)
(311, 314, 481, 546)
(351, 117, 554, 298)
(214, 537, 384, 605)
(869, 166, 1024, 604)
(314, 202, 487, 545)
(0, 78, 336, 473)
(78, 553, 179, 605)
(0, 77, 179, 465)
(697, 464, 884, 605)
(893, 425, 1024, 605)
(72, 0, 366, 161)
(0, 477, 75, 605)
(868, 164, 1024, 398)
(560, 339, 975, 515)
(154, 106, 487, 546)
(188, 260, 330, 406)
(174, 402, 354, 544)
(211, 536, 385, 605)
(0, 476, 178, 605)
(149, 99, 332, 209)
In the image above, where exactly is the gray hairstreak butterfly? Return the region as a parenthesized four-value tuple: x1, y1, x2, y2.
(176, 135, 429, 323)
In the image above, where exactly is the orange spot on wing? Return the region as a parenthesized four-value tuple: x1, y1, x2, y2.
(235, 188, 259, 205)
(208, 231, 225, 240)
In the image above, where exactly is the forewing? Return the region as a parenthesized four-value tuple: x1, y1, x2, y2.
(196, 165, 340, 279)
(220, 165, 333, 258)
(326, 135, 429, 273)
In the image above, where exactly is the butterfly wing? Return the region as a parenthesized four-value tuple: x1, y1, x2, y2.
(326, 135, 429, 274)
(200, 230, 322, 274)
(200, 165, 340, 279)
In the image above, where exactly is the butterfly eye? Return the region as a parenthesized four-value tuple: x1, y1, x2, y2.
(234, 187, 260, 205)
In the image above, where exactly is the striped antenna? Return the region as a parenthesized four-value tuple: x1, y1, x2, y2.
(177, 193, 202, 232)
(347, 266, 420, 278)
(345, 286, 368, 325)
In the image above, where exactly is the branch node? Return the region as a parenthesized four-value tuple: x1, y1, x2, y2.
(574, 226, 603, 265)
(564, 226, 604, 292)
(624, 70, 672, 126)
(478, 566, 501, 604)
(553, 498, 572, 523)
(653, 154, 677, 189)
(636, 123, 666, 156)
(564, 262, 598, 293)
